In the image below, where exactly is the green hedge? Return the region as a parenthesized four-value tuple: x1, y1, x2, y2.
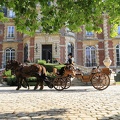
(54, 64, 65, 71)
(27, 77, 37, 82)
(3, 70, 12, 77)
(6, 77, 17, 86)
(37, 59, 65, 72)
(5, 76, 51, 86)
(44, 64, 65, 72)
(38, 60, 46, 65)
(38, 63, 65, 72)
(115, 72, 120, 82)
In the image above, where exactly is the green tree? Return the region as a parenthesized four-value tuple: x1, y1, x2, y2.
(0, 0, 120, 37)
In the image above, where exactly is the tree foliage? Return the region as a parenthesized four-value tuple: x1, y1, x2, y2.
(0, 0, 120, 37)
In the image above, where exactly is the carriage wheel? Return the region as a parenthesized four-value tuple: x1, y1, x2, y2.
(64, 77, 71, 89)
(91, 72, 110, 90)
(53, 77, 66, 91)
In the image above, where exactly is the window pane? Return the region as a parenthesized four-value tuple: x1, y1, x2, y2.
(67, 42, 74, 56)
(7, 26, 15, 38)
(116, 45, 120, 66)
(86, 31, 94, 36)
(85, 46, 96, 67)
(9, 9, 15, 18)
(5, 48, 15, 63)
(118, 26, 120, 35)
(116, 45, 119, 48)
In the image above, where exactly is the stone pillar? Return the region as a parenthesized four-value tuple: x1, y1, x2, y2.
(104, 41, 109, 57)
(95, 45, 99, 66)
(83, 44, 86, 66)
(103, 15, 111, 67)
(103, 40, 112, 68)
(103, 42, 115, 85)
(103, 14, 115, 85)
(103, 16, 108, 40)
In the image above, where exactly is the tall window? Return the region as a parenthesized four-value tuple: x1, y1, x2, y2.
(24, 43, 28, 62)
(7, 26, 15, 38)
(8, 9, 15, 18)
(86, 31, 94, 36)
(118, 26, 120, 35)
(116, 45, 120, 66)
(5, 48, 15, 62)
(68, 42, 74, 56)
(3, 7, 7, 17)
(85, 46, 96, 67)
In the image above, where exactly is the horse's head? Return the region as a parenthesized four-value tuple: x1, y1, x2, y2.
(6, 60, 21, 74)
(6, 60, 13, 71)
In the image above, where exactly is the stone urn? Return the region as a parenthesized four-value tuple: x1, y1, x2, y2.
(103, 56, 112, 68)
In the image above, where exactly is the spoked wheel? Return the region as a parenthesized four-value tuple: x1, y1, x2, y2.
(64, 77, 71, 89)
(53, 77, 66, 91)
(91, 72, 110, 90)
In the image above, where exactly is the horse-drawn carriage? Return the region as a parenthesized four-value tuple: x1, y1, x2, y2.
(52, 65, 111, 91)
(5, 60, 111, 91)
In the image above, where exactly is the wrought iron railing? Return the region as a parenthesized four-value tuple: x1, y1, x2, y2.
(116, 62, 120, 66)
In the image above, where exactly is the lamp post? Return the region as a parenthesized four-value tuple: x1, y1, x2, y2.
(55, 43, 57, 53)
(35, 43, 38, 53)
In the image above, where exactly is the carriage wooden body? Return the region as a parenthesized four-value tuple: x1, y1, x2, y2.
(52, 66, 111, 91)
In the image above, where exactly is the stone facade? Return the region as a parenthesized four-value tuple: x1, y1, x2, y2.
(0, 15, 120, 74)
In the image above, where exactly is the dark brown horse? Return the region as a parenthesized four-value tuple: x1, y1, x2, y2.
(6, 60, 53, 90)
(6, 60, 29, 90)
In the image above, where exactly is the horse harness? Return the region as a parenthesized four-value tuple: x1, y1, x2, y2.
(16, 64, 43, 76)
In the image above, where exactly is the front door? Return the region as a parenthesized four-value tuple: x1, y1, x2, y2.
(42, 45, 52, 62)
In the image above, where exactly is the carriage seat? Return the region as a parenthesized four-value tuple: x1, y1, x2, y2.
(91, 68, 98, 74)
(75, 67, 98, 76)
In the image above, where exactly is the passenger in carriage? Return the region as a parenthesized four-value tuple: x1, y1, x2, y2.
(91, 66, 99, 73)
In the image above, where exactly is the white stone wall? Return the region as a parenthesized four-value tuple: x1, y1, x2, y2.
(34, 34, 60, 61)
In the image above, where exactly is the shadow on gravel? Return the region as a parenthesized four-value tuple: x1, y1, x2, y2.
(101, 114, 120, 120)
(0, 108, 68, 119)
(0, 109, 120, 119)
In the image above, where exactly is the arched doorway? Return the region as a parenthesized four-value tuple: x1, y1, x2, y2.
(68, 42, 74, 56)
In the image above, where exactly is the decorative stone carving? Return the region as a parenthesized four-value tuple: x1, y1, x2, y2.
(103, 56, 112, 68)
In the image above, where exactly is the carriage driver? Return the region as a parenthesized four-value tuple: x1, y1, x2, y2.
(58, 53, 74, 75)
(68, 53, 75, 65)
